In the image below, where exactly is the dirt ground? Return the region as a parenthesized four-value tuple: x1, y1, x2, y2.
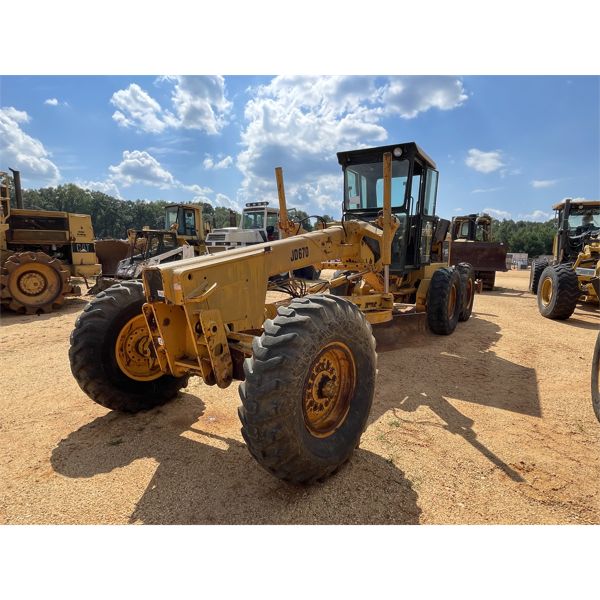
(0, 270, 598, 524)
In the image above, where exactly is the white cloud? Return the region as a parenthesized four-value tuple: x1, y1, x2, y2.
(0, 106, 60, 186)
(203, 154, 233, 170)
(110, 76, 232, 135)
(44, 98, 59, 106)
(103, 150, 233, 208)
(169, 76, 232, 134)
(237, 76, 467, 215)
(111, 83, 171, 134)
(483, 207, 512, 220)
(76, 179, 122, 198)
(531, 179, 559, 188)
(518, 210, 552, 221)
(213, 192, 240, 211)
(382, 76, 468, 118)
(453, 207, 464, 212)
(465, 149, 505, 174)
(471, 186, 503, 193)
(108, 150, 177, 188)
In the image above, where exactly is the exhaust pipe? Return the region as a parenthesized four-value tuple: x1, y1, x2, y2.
(9, 168, 23, 209)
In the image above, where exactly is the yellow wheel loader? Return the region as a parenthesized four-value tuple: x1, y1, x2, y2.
(0, 170, 101, 314)
(69, 143, 475, 483)
(533, 199, 599, 320)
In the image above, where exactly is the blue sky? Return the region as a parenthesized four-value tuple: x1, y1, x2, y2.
(1, 75, 598, 221)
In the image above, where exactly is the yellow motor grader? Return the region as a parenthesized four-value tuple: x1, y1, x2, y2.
(1, 169, 101, 314)
(531, 198, 599, 319)
(69, 143, 475, 483)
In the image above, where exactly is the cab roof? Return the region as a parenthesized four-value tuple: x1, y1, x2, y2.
(336, 142, 436, 170)
(552, 199, 600, 210)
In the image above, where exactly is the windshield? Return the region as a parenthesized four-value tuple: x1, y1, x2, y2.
(243, 210, 265, 229)
(165, 207, 179, 228)
(568, 206, 600, 230)
(344, 159, 409, 211)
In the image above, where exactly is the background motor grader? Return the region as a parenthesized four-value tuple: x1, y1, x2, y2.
(69, 143, 475, 484)
(1, 169, 101, 314)
(530, 198, 599, 319)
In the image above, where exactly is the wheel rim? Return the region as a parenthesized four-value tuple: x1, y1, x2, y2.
(447, 283, 458, 318)
(115, 314, 162, 381)
(9, 262, 61, 306)
(541, 277, 553, 306)
(466, 279, 473, 306)
(302, 341, 356, 438)
(18, 270, 49, 296)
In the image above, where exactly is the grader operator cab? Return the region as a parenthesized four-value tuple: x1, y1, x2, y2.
(1, 169, 101, 314)
(69, 142, 475, 484)
(530, 198, 599, 319)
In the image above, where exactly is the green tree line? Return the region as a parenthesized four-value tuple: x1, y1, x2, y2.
(13, 181, 553, 255)
(15, 183, 334, 238)
(491, 218, 556, 256)
(18, 184, 242, 238)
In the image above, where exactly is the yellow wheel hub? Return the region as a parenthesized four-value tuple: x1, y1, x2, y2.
(447, 283, 457, 318)
(541, 277, 553, 306)
(302, 341, 356, 438)
(115, 314, 162, 381)
(9, 263, 60, 305)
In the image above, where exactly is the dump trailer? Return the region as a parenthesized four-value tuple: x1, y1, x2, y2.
(69, 142, 475, 484)
(447, 213, 507, 290)
(0, 170, 101, 314)
(531, 198, 599, 319)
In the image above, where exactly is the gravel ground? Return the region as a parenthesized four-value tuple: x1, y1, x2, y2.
(0, 270, 598, 524)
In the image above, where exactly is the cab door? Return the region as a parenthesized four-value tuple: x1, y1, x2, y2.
(417, 168, 439, 266)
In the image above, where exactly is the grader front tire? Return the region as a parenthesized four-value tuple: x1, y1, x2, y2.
(537, 264, 580, 320)
(238, 294, 377, 484)
(69, 281, 188, 412)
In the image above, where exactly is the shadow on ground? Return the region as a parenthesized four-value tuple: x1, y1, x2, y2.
(51, 393, 421, 525)
(371, 313, 541, 482)
(0, 296, 89, 325)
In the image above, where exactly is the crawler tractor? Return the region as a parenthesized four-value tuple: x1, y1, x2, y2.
(1, 170, 101, 314)
(530, 199, 599, 320)
(69, 143, 475, 483)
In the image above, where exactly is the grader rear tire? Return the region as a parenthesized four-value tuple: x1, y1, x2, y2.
(426, 267, 463, 335)
(69, 280, 188, 412)
(238, 294, 377, 484)
(456, 262, 475, 322)
(529, 258, 549, 294)
(0, 251, 70, 314)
